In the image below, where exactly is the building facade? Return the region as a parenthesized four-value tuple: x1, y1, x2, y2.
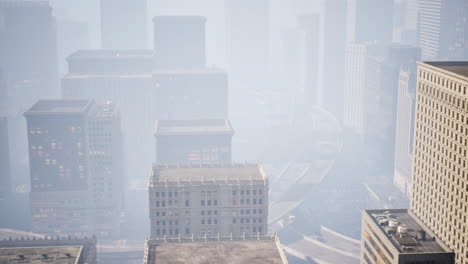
(0, 116, 10, 196)
(411, 61, 468, 264)
(393, 65, 417, 198)
(155, 119, 234, 164)
(361, 209, 454, 264)
(149, 164, 268, 238)
(100, 0, 147, 49)
(24, 100, 122, 238)
(62, 50, 155, 185)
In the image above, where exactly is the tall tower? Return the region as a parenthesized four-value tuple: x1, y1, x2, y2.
(100, 0, 148, 49)
(411, 61, 468, 264)
(417, 0, 468, 60)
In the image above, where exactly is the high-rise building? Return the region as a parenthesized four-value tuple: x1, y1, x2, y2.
(155, 119, 234, 164)
(317, 0, 347, 122)
(149, 163, 268, 238)
(144, 235, 288, 264)
(56, 19, 90, 74)
(346, 0, 393, 44)
(24, 100, 122, 237)
(417, 0, 468, 60)
(411, 61, 468, 264)
(361, 209, 454, 264)
(297, 14, 319, 104)
(62, 50, 155, 185)
(393, 64, 418, 198)
(153, 16, 206, 69)
(0, 116, 10, 196)
(153, 69, 228, 120)
(100, 0, 148, 49)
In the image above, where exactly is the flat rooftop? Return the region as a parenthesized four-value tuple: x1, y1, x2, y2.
(24, 100, 93, 116)
(146, 237, 286, 264)
(422, 61, 468, 79)
(155, 119, 234, 136)
(151, 163, 266, 183)
(152, 15, 206, 23)
(67, 49, 155, 60)
(0, 246, 82, 264)
(153, 67, 226, 75)
(365, 209, 451, 254)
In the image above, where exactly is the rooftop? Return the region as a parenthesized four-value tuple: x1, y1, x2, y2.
(24, 100, 93, 116)
(145, 236, 287, 264)
(0, 246, 82, 264)
(422, 61, 468, 79)
(155, 119, 234, 136)
(153, 67, 226, 75)
(151, 163, 266, 183)
(365, 209, 452, 254)
(67, 50, 155, 61)
(152, 15, 207, 23)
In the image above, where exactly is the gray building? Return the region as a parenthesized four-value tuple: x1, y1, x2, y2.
(149, 163, 268, 238)
(62, 50, 155, 185)
(24, 100, 122, 238)
(144, 235, 288, 264)
(100, 0, 147, 49)
(361, 209, 454, 264)
(155, 119, 234, 165)
(0, 116, 10, 196)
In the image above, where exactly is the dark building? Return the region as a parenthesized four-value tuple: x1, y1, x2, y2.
(318, 0, 347, 122)
(100, 0, 148, 49)
(62, 50, 155, 185)
(24, 100, 123, 238)
(346, 0, 394, 44)
(0, 236, 97, 264)
(153, 16, 206, 69)
(155, 119, 234, 164)
(0, 117, 10, 196)
(153, 69, 228, 120)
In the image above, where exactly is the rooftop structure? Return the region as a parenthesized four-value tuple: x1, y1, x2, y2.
(361, 209, 454, 264)
(24, 100, 93, 115)
(144, 235, 288, 264)
(67, 50, 155, 60)
(0, 246, 82, 264)
(150, 163, 266, 183)
(155, 119, 234, 136)
(423, 61, 468, 78)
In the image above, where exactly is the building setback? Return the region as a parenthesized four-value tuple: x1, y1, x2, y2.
(24, 100, 122, 238)
(411, 61, 468, 264)
(143, 235, 288, 264)
(155, 119, 234, 164)
(149, 163, 268, 238)
(361, 209, 454, 264)
(100, 0, 147, 49)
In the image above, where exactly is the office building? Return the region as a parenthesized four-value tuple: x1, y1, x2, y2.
(317, 0, 347, 122)
(56, 19, 90, 74)
(393, 65, 418, 198)
(297, 14, 319, 104)
(346, 0, 393, 44)
(100, 0, 147, 49)
(62, 50, 155, 184)
(417, 0, 468, 60)
(143, 235, 288, 264)
(0, 116, 10, 196)
(24, 100, 122, 237)
(149, 163, 268, 238)
(411, 61, 468, 264)
(0, 236, 97, 264)
(155, 119, 234, 164)
(153, 16, 206, 69)
(153, 68, 228, 120)
(361, 209, 454, 264)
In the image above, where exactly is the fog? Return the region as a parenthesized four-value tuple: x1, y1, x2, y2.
(0, 0, 466, 263)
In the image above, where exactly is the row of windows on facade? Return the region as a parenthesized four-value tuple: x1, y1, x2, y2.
(419, 70, 467, 95)
(154, 226, 264, 237)
(153, 198, 264, 208)
(153, 190, 264, 198)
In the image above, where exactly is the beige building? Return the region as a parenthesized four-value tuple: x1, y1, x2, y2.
(143, 235, 288, 264)
(361, 209, 454, 264)
(148, 163, 268, 238)
(411, 61, 468, 264)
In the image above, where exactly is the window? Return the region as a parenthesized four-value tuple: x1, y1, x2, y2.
(214, 200, 218, 206)
(201, 200, 205, 206)
(185, 200, 190, 207)
(232, 190, 237, 195)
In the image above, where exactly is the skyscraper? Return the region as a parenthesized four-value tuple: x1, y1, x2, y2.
(100, 0, 148, 49)
(346, 0, 393, 44)
(24, 100, 122, 237)
(393, 65, 418, 198)
(317, 0, 347, 122)
(153, 16, 206, 69)
(0, 116, 10, 196)
(417, 0, 468, 60)
(411, 61, 468, 264)
(149, 163, 268, 238)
